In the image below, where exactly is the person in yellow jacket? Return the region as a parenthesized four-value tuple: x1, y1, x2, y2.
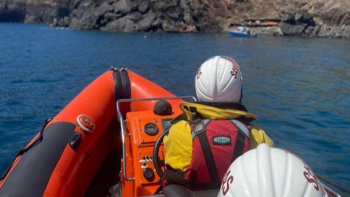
(162, 56, 274, 188)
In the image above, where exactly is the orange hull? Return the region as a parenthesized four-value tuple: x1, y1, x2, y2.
(0, 69, 188, 197)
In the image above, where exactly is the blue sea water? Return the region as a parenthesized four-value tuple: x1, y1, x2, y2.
(0, 23, 349, 195)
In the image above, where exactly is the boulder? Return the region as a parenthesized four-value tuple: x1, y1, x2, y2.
(280, 22, 306, 35)
(138, 1, 150, 14)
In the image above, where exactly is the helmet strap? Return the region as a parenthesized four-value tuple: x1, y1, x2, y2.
(239, 87, 243, 104)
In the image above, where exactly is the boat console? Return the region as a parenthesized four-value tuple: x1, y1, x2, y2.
(116, 96, 195, 197)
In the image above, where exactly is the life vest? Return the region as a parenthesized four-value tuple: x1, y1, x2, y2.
(184, 118, 250, 190)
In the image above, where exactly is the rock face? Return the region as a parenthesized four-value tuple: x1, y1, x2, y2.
(0, 0, 349, 38)
(55, 0, 221, 33)
(0, 0, 72, 23)
(216, 0, 350, 38)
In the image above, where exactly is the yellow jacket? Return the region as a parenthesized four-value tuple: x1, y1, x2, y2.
(164, 102, 274, 171)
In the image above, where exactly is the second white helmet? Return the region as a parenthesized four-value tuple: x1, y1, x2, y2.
(195, 56, 243, 103)
(218, 143, 329, 197)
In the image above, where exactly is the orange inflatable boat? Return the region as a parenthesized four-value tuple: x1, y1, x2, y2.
(0, 68, 343, 197)
(0, 68, 195, 197)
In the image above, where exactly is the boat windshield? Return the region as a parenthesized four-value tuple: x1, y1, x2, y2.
(237, 26, 247, 32)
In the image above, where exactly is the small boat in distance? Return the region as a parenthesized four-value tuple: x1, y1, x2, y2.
(229, 26, 258, 38)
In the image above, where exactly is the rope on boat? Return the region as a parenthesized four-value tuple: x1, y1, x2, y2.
(0, 118, 52, 181)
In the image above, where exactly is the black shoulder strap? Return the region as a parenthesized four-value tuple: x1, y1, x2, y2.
(191, 119, 221, 189)
(230, 120, 248, 162)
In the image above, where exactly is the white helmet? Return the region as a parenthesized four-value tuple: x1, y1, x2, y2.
(218, 143, 329, 197)
(195, 56, 243, 102)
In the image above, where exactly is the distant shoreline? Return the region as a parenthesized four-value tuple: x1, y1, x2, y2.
(1, 0, 350, 39)
(224, 25, 350, 39)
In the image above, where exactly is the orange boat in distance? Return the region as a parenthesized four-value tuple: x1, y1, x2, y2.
(0, 68, 195, 197)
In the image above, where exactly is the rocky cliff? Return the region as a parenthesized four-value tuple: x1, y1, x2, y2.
(206, 0, 350, 38)
(60, 0, 221, 33)
(0, 0, 349, 38)
(0, 0, 73, 23)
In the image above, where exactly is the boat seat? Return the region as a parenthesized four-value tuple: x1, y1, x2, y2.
(163, 184, 219, 197)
